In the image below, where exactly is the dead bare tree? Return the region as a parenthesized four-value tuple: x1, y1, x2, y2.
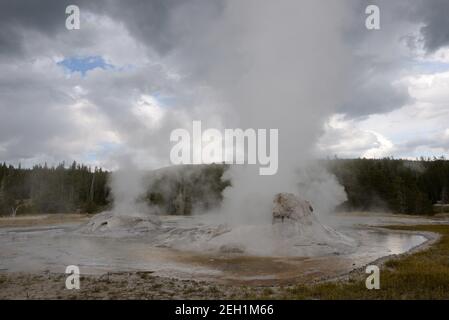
(11, 201, 24, 218)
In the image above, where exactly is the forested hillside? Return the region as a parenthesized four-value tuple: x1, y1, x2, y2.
(0, 162, 109, 215)
(327, 158, 449, 215)
(0, 162, 229, 216)
(1, 158, 449, 216)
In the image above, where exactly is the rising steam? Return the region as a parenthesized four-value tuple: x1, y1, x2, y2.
(109, 0, 353, 225)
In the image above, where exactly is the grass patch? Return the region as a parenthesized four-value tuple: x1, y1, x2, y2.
(278, 225, 449, 299)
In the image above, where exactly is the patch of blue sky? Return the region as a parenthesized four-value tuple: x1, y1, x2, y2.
(408, 59, 449, 74)
(84, 142, 121, 163)
(58, 55, 114, 76)
(152, 91, 177, 107)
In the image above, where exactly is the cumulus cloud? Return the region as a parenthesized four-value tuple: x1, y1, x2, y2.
(317, 115, 395, 158)
(0, 1, 206, 168)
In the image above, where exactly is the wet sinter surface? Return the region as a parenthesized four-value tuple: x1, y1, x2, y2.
(0, 213, 443, 285)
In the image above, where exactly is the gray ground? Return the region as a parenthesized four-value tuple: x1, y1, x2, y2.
(0, 212, 447, 299)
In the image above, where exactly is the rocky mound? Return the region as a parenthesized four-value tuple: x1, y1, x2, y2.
(272, 192, 314, 223)
(270, 192, 356, 250)
(77, 211, 161, 236)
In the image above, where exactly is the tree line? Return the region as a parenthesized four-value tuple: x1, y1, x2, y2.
(0, 162, 109, 215)
(1, 158, 449, 216)
(327, 157, 449, 215)
(0, 162, 230, 216)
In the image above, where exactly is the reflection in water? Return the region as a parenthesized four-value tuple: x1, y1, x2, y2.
(379, 232, 426, 255)
(344, 229, 427, 269)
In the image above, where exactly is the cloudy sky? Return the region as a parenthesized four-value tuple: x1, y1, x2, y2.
(1, 0, 449, 169)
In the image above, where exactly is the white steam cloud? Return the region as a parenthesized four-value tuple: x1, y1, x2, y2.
(198, 1, 351, 224)
(110, 0, 352, 223)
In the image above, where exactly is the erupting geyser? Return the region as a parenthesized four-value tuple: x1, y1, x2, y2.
(78, 188, 356, 257)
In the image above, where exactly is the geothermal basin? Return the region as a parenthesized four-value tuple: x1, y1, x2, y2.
(0, 210, 443, 286)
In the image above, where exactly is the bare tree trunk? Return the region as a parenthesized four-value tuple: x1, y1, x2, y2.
(11, 203, 23, 217)
(90, 174, 95, 202)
